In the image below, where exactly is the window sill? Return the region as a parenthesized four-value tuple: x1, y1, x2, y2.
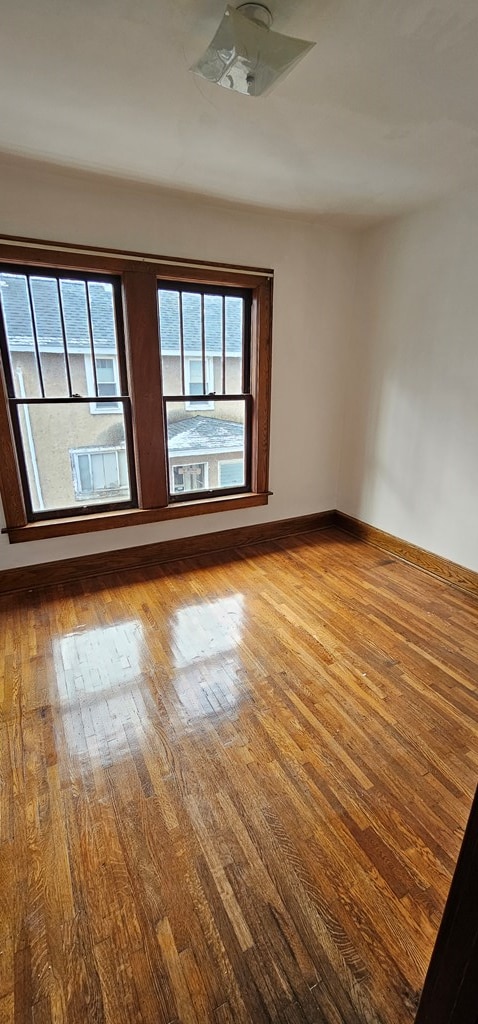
(5, 492, 270, 543)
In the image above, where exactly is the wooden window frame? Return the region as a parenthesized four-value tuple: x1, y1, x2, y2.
(160, 280, 253, 505)
(0, 237, 273, 543)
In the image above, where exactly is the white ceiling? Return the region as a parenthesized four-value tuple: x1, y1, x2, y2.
(1, 0, 478, 218)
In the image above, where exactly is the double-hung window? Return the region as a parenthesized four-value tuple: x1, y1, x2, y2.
(0, 239, 272, 542)
(158, 284, 251, 500)
(0, 267, 135, 518)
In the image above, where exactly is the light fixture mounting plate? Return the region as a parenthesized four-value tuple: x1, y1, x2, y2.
(236, 3, 273, 29)
(190, 4, 315, 97)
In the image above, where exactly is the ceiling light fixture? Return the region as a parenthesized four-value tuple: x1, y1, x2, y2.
(190, 4, 315, 97)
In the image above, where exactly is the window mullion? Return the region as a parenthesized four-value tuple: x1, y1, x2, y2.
(122, 270, 168, 509)
(250, 280, 272, 494)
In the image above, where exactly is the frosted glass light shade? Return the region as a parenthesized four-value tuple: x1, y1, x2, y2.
(190, 5, 315, 97)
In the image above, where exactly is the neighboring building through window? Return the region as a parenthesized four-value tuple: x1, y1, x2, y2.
(167, 415, 244, 496)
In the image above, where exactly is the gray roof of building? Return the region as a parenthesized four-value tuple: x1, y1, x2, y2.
(0, 273, 117, 351)
(167, 415, 243, 455)
(0, 273, 243, 357)
(158, 289, 242, 356)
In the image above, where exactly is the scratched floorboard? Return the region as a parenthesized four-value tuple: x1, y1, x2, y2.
(1, 528, 477, 1023)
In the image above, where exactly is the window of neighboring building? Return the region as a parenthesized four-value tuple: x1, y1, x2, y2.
(185, 357, 214, 409)
(70, 445, 129, 501)
(0, 242, 272, 541)
(85, 354, 121, 413)
(218, 459, 244, 488)
(172, 462, 207, 494)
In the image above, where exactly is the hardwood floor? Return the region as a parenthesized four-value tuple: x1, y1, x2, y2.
(1, 528, 477, 1024)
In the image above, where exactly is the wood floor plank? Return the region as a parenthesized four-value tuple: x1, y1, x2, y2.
(1, 529, 477, 1023)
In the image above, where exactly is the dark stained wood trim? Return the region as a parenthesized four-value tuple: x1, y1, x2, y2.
(0, 510, 334, 594)
(6, 508, 477, 592)
(0, 352, 27, 529)
(250, 278, 273, 494)
(122, 270, 168, 507)
(147, 264, 266, 289)
(0, 236, 272, 286)
(335, 511, 478, 597)
(414, 786, 478, 1024)
(5, 493, 269, 543)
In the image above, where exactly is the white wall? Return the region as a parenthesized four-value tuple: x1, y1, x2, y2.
(339, 190, 478, 571)
(0, 157, 357, 570)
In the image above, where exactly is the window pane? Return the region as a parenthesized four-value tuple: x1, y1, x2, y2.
(157, 288, 245, 398)
(77, 453, 92, 492)
(29, 277, 70, 396)
(0, 272, 121, 400)
(94, 354, 120, 409)
(165, 399, 246, 496)
(181, 292, 202, 350)
(0, 273, 66, 397)
(187, 358, 212, 401)
(96, 358, 116, 382)
(92, 452, 105, 490)
(204, 295, 222, 357)
(97, 383, 118, 398)
(15, 402, 132, 512)
(158, 289, 181, 396)
(93, 451, 118, 489)
(188, 359, 203, 385)
(225, 297, 243, 394)
(204, 294, 223, 393)
(118, 449, 128, 487)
